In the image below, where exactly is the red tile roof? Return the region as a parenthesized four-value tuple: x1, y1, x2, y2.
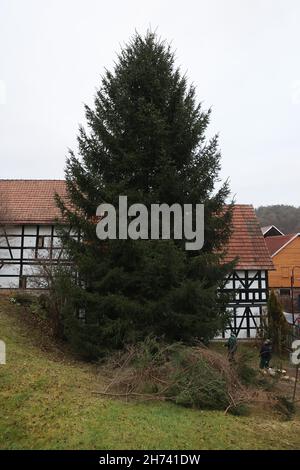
(0, 180, 67, 224)
(0, 181, 273, 270)
(265, 234, 298, 257)
(223, 205, 274, 270)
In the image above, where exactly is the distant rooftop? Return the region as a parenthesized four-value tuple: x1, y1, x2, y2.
(265, 233, 300, 257)
(261, 225, 284, 237)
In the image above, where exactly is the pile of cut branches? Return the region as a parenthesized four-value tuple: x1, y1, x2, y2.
(95, 337, 274, 414)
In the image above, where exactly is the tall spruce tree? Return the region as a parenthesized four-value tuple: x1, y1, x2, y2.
(57, 32, 234, 358)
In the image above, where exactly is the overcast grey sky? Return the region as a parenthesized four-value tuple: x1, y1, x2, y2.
(0, 0, 299, 206)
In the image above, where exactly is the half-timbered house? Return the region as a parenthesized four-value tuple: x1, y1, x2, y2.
(0, 180, 68, 289)
(220, 205, 274, 338)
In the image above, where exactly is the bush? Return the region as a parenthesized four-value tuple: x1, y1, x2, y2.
(267, 290, 290, 355)
(10, 290, 64, 338)
(37, 293, 51, 310)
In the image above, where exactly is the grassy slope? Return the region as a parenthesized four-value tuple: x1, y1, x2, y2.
(0, 299, 300, 450)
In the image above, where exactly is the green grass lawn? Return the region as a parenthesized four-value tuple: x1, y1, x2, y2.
(0, 298, 300, 450)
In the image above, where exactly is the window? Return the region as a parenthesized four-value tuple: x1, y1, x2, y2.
(280, 288, 290, 296)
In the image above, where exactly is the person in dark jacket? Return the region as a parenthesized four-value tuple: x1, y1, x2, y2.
(259, 339, 272, 369)
(226, 333, 238, 362)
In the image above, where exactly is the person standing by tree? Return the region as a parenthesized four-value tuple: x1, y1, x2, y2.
(226, 333, 237, 362)
(259, 339, 272, 369)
